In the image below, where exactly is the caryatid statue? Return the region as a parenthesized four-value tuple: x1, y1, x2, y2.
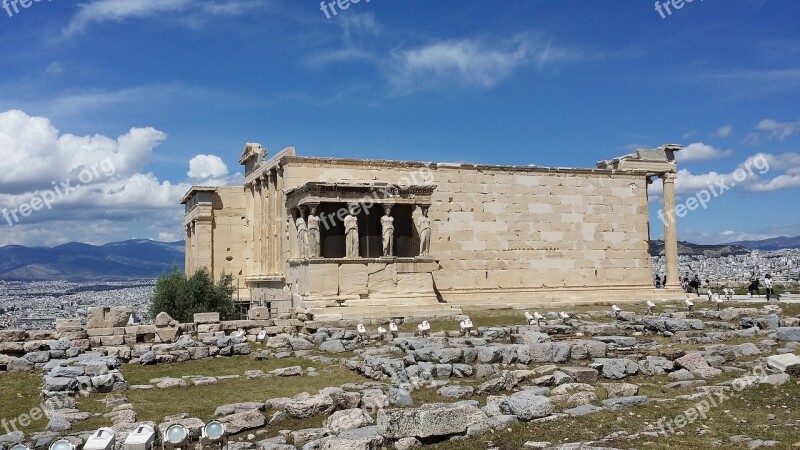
(418, 206, 431, 256)
(344, 204, 359, 258)
(381, 205, 395, 257)
(295, 213, 309, 259)
(307, 205, 320, 257)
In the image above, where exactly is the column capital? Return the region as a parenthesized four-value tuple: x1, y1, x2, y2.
(661, 172, 678, 183)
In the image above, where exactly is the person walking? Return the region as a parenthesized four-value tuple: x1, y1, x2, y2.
(764, 274, 774, 302)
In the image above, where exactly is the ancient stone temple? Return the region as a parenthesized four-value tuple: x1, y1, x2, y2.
(181, 144, 685, 320)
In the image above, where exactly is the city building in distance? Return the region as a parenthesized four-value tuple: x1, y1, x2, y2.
(181, 144, 686, 320)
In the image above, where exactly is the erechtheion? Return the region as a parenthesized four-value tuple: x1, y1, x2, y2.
(181, 144, 685, 320)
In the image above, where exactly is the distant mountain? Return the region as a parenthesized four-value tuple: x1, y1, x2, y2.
(0, 239, 184, 281)
(649, 240, 750, 257)
(728, 235, 800, 251)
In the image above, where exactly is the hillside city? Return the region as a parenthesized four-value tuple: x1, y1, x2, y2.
(1, 248, 798, 331)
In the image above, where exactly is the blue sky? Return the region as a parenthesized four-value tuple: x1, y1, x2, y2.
(0, 0, 799, 246)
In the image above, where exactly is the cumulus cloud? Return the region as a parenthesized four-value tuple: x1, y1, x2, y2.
(0, 110, 231, 245)
(650, 151, 800, 197)
(188, 154, 229, 180)
(675, 142, 733, 162)
(387, 34, 580, 92)
(0, 110, 166, 194)
(713, 125, 733, 138)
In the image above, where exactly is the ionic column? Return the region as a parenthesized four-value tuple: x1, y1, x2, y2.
(254, 181, 263, 275)
(244, 183, 254, 275)
(662, 172, 679, 288)
(261, 175, 269, 273)
(185, 224, 192, 275)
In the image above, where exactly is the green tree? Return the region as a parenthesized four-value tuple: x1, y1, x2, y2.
(149, 266, 235, 323)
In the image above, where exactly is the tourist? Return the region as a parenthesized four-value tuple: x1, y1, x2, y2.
(765, 274, 774, 301)
(688, 275, 701, 296)
(748, 272, 761, 297)
(654, 274, 662, 289)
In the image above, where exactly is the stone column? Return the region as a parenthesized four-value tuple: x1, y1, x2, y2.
(244, 183, 254, 275)
(185, 224, 192, 275)
(662, 172, 679, 288)
(261, 175, 269, 273)
(254, 181, 263, 275)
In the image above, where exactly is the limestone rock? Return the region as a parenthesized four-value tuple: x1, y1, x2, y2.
(325, 408, 374, 433)
(377, 403, 472, 439)
(218, 409, 266, 434)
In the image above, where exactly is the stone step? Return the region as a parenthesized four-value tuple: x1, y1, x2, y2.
(307, 304, 462, 321)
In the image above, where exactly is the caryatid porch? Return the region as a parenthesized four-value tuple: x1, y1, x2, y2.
(283, 181, 457, 320)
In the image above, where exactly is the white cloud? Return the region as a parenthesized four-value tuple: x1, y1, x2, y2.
(387, 34, 579, 92)
(45, 62, 64, 75)
(0, 110, 166, 193)
(713, 125, 733, 138)
(188, 154, 229, 180)
(756, 118, 800, 141)
(676, 142, 733, 162)
(0, 110, 219, 245)
(650, 151, 800, 197)
(63, 0, 261, 37)
(158, 232, 179, 242)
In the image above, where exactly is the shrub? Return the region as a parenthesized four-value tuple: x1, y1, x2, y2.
(149, 266, 234, 323)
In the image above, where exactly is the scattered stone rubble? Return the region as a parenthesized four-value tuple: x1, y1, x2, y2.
(2, 302, 800, 450)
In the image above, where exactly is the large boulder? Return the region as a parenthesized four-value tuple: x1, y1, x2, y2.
(767, 353, 800, 372)
(777, 328, 800, 342)
(325, 408, 374, 433)
(377, 403, 472, 439)
(503, 389, 553, 421)
(87, 307, 132, 329)
(215, 402, 266, 417)
(217, 409, 266, 434)
(285, 394, 335, 418)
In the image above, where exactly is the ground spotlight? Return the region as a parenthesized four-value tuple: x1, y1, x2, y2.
(49, 440, 75, 450)
(201, 420, 227, 449)
(163, 424, 190, 450)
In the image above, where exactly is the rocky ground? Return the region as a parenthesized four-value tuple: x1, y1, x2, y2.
(1, 301, 800, 450)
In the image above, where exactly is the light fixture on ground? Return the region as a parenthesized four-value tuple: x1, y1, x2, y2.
(389, 322, 399, 338)
(163, 424, 190, 450)
(559, 311, 570, 323)
(201, 420, 227, 449)
(10, 444, 31, 450)
(123, 424, 156, 450)
(646, 300, 656, 315)
(712, 295, 723, 311)
(49, 440, 75, 450)
(685, 298, 694, 311)
(459, 317, 473, 336)
(84, 428, 116, 450)
(356, 323, 368, 342)
(377, 326, 387, 340)
(524, 311, 534, 325)
(611, 304, 621, 317)
(417, 320, 431, 337)
(256, 328, 267, 342)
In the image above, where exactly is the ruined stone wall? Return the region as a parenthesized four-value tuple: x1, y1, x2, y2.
(211, 187, 248, 288)
(281, 158, 653, 306)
